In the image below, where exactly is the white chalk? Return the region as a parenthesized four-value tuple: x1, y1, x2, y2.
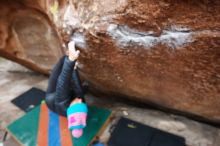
(71, 33, 87, 49)
(107, 24, 193, 49)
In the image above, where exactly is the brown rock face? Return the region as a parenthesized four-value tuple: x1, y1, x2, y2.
(0, 0, 220, 122)
(59, 0, 220, 122)
(0, 0, 63, 74)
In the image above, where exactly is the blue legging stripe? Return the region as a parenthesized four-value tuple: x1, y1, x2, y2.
(48, 111, 61, 146)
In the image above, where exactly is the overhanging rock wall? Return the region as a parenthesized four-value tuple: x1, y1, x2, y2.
(0, 0, 220, 122)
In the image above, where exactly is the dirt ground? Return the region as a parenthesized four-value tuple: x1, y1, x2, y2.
(0, 58, 220, 146)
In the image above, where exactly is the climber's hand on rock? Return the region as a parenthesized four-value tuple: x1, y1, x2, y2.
(68, 41, 80, 61)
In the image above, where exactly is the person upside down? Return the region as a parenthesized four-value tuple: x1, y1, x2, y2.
(45, 41, 87, 138)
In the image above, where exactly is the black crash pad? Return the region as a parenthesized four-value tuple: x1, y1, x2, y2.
(108, 117, 186, 146)
(11, 87, 45, 112)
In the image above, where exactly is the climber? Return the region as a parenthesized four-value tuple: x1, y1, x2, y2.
(45, 41, 88, 138)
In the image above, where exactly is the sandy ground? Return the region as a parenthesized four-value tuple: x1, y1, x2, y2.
(0, 57, 220, 146)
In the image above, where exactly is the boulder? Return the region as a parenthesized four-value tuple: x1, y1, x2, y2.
(0, 0, 220, 122)
(57, 0, 220, 122)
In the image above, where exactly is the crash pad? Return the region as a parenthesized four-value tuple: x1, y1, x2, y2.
(108, 117, 186, 146)
(11, 87, 45, 112)
(7, 102, 111, 146)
